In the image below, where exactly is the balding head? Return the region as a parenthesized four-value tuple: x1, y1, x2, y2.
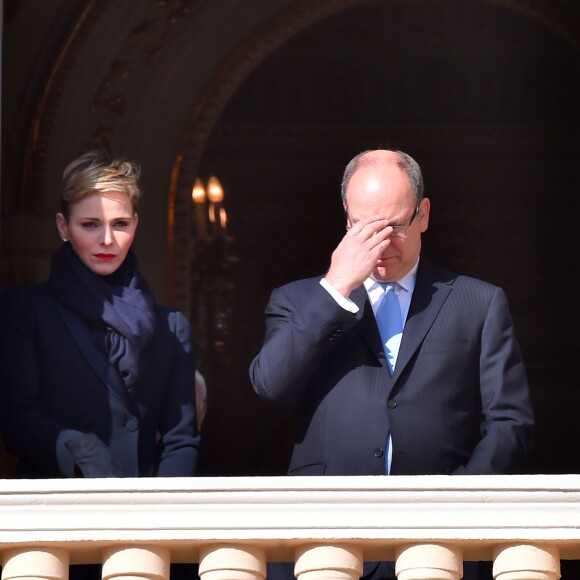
(341, 149, 424, 206)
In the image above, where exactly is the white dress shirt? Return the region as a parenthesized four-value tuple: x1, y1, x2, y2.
(320, 258, 419, 325)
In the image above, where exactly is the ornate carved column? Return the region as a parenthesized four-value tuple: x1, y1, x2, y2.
(2, 548, 69, 580)
(395, 543, 463, 580)
(199, 545, 266, 580)
(102, 546, 170, 580)
(493, 543, 560, 580)
(294, 544, 363, 580)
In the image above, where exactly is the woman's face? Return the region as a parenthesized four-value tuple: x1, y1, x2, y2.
(56, 190, 138, 276)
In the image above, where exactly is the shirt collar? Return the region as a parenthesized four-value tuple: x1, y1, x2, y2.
(363, 258, 420, 295)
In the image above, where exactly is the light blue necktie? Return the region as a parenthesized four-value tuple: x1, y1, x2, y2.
(376, 283, 403, 375)
(376, 282, 403, 474)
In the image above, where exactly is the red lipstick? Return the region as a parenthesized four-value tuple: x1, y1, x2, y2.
(95, 253, 116, 261)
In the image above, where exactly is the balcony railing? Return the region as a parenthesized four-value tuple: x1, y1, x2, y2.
(1, 475, 579, 580)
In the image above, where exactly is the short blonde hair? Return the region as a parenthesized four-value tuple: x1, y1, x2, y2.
(61, 150, 142, 219)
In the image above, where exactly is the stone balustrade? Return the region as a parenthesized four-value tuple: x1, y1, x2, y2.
(1, 475, 579, 580)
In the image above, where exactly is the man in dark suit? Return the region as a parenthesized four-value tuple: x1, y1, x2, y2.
(250, 149, 534, 579)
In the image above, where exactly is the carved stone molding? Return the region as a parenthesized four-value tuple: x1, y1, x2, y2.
(87, 0, 201, 151)
(490, 0, 580, 49)
(20, 0, 201, 215)
(20, 0, 105, 215)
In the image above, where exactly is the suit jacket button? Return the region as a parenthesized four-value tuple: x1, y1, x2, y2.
(126, 418, 138, 431)
(387, 400, 397, 409)
(374, 448, 384, 458)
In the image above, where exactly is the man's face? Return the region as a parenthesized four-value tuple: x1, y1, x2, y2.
(344, 162, 430, 283)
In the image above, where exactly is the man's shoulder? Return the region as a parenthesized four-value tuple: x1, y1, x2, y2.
(421, 261, 498, 292)
(275, 275, 323, 294)
(265, 276, 332, 310)
(419, 263, 504, 312)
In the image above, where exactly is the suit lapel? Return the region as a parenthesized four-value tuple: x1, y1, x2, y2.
(58, 304, 136, 412)
(351, 285, 390, 370)
(392, 261, 455, 382)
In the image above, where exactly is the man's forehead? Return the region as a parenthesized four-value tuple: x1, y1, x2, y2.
(352, 162, 406, 181)
(345, 174, 413, 204)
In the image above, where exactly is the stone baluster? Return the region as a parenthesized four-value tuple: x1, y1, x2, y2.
(2, 548, 69, 580)
(199, 545, 266, 580)
(395, 543, 463, 580)
(493, 543, 560, 580)
(294, 544, 363, 580)
(102, 546, 170, 580)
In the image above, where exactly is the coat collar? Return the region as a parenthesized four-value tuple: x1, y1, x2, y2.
(351, 284, 389, 369)
(58, 304, 137, 413)
(393, 260, 456, 381)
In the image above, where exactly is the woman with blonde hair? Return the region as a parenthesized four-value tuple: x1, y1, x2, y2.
(0, 149, 200, 478)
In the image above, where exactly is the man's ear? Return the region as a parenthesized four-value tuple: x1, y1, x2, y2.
(418, 198, 430, 233)
(56, 213, 69, 241)
(343, 204, 351, 229)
